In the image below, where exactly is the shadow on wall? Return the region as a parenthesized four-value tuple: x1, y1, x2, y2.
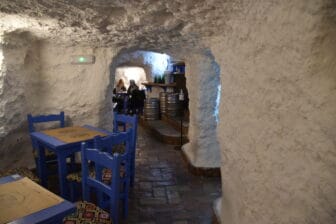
(0, 32, 40, 170)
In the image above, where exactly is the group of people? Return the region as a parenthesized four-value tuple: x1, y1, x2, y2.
(113, 79, 145, 114)
(113, 79, 139, 95)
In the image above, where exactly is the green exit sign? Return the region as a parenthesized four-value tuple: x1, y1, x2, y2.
(71, 55, 95, 64)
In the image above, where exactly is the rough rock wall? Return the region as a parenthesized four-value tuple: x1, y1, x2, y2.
(208, 0, 336, 223)
(1, 1, 335, 223)
(0, 33, 34, 169)
(0, 36, 118, 170)
(0, 0, 224, 173)
(37, 43, 116, 130)
(182, 50, 221, 167)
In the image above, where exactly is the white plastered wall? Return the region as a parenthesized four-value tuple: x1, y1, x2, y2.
(208, 0, 336, 223)
(37, 43, 116, 129)
(0, 35, 33, 169)
(0, 35, 118, 170)
(182, 50, 221, 168)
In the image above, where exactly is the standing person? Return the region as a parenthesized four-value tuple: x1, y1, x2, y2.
(113, 79, 126, 94)
(127, 80, 139, 114)
(127, 79, 139, 95)
(113, 79, 127, 113)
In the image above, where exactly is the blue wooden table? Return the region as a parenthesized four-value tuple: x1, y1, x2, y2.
(0, 174, 76, 224)
(30, 125, 111, 199)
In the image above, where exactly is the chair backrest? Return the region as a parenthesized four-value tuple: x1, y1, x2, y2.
(112, 112, 138, 152)
(94, 129, 132, 165)
(81, 142, 121, 224)
(27, 111, 65, 133)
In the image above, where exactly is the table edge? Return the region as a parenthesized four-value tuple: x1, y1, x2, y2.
(0, 175, 76, 224)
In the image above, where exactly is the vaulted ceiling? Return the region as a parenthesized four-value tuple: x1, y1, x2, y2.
(0, 0, 237, 49)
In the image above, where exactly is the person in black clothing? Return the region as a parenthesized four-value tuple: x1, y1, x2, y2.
(127, 80, 139, 95)
(127, 80, 140, 114)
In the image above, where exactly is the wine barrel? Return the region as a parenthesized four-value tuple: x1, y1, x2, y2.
(144, 98, 160, 120)
(166, 93, 180, 117)
(159, 92, 168, 115)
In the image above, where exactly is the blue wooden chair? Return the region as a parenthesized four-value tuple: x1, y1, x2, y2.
(113, 112, 138, 187)
(28, 112, 65, 133)
(63, 142, 121, 224)
(27, 112, 75, 176)
(94, 129, 132, 219)
(66, 130, 132, 219)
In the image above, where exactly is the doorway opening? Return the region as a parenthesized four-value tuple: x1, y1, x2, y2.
(114, 66, 147, 90)
(108, 49, 222, 223)
(110, 50, 189, 135)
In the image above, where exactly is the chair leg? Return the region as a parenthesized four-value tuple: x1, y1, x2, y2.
(97, 191, 104, 209)
(111, 194, 119, 224)
(37, 145, 48, 187)
(69, 181, 82, 202)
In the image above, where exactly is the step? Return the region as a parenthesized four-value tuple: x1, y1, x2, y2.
(161, 114, 189, 135)
(139, 117, 188, 145)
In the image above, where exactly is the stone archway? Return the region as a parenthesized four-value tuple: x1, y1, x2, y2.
(108, 48, 222, 170)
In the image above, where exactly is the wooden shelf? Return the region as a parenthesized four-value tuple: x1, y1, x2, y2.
(142, 82, 176, 92)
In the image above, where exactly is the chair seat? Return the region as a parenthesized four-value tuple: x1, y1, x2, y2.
(0, 167, 39, 183)
(63, 201, 112, 224)
(67, 167, 125, 185)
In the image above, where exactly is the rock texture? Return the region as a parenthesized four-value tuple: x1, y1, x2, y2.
(208, 1, 336, 223)
(0, 36, 117, 169)
(183, 50, 221, 168)
(0, 0, 232, 49)
(0, 35, 37, 169)
(0, 0, 335, 224)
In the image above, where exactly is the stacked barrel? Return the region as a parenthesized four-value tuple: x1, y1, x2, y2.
(166, 93, 180, 117)
(144, 98, 160, 120)
(159, 92, 168, 115)
(144, 92, 181, 120)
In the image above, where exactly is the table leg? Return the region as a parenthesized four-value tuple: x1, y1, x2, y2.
(57, 154, 69, 199)
(37, 145, 48, 187)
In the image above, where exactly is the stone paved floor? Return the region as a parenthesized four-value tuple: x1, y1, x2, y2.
(42, 125, 221, 223)
(123, 126, 222, 224)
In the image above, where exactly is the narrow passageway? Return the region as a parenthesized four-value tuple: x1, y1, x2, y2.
(125, 126, 221, 224)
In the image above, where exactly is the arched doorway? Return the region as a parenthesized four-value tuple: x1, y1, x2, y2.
(107, 48, 223, 223)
